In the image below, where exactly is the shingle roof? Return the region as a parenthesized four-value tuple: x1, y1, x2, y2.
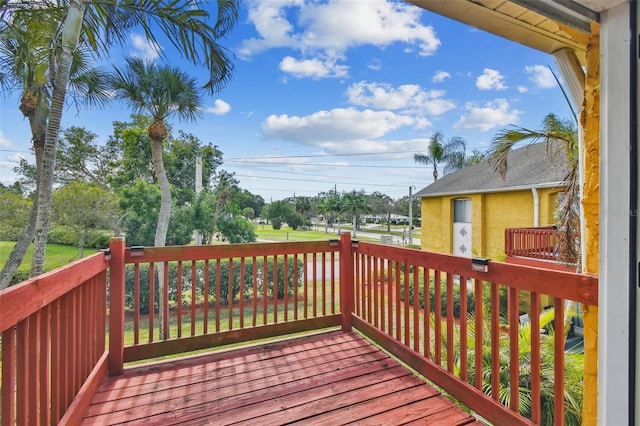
(414, 142, 570, 198)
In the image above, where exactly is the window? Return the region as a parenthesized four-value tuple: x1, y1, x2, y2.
(453, 199, 471, 223)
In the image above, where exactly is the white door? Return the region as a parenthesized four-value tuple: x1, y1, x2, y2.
(453, 199, 472, 257)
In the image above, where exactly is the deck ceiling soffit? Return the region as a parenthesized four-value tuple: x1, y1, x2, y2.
(406, 0, 601, 65)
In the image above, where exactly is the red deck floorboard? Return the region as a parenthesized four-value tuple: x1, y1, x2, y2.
(82, 331, 479, 425)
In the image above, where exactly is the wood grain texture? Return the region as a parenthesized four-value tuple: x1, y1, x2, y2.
(81, 331, 477, 426)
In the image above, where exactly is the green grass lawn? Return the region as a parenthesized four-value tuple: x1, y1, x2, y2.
(255, 225, 379, 243)
(0, 242, 99, 274)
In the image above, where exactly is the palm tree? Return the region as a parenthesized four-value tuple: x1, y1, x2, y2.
(110, 59, 203, 340)
(448, 307, 584, 425)
(414, 131, 467, 181)
(1, 0, 239, 277)
(487, 113, 579, 265)
(341, 190, 371, 238)
(0, 7, 110, 287)
(317, 198, 333, 233)
(109, 57, 203, 248)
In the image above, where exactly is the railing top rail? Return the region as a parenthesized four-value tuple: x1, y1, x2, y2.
(505, 226, 557, 232)
(354, 241, 597, 306)
(123, 240, 339, 263)
(0, 252, 109, 332)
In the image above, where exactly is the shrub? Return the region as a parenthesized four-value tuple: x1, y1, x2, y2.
(47, 226, 78, 246)
(86, 230, 112, 249)
(399, 271, 476, 319)
(124, 257, 305, 314)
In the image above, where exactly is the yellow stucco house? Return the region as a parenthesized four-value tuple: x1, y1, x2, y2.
(415, 142, 568, 260)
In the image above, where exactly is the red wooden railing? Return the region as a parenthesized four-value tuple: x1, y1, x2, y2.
(0, 252, 110, 425)
(351, 239, 597, 426)
(108, 238, 342, 365)
(505, 226, 560, 261)
(0, 234, 598, 426)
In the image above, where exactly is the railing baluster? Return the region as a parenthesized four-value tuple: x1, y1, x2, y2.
(1, 328, 15, 425)
(177, 261, 183, 338)
(293, 254, 299, 320)
(474, 278, 483, 390)
(204, 259, 210, 334)
(331, 251, 336, 314)
(148, 263, 155, 343)
(531, 291, 542, 424)
(283, 255, 288, 323)
(273, 255, 278, 323)
(16, 319, 28, 424)
(163, 261, 169, 339)
(191, 260, 197, 336)
(311, 253, 316, 318)
(490, 282, 500, 401)
(413, 265, 420, 352)
(424, 268, 431, 359)
(240, 257, 246, 328)
(303, 253, 308, 320)
(214, 259, 221, 331)
(395, 261, 401, 340)
(51, 299, 62, 422)
(228, 258, 234, 330)
(508, 286, 519, 413)
(252, 257, 259, 326)
(387, 260, 393, 336)
(373, 256, 379, 328)
(434, 270, 442, 365)
(28, 313, 39, 423)
(322, 252, 327, 316)
(403, 261, 410, 347)
(262, 255, 268, 325)
(134, 263, 140, 344)
(354, 252, 361, 317)
(460, 274, 468, 381)
(446, 273, 454, 373)
(555, 297, 566, 426)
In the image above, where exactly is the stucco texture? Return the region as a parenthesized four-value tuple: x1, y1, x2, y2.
(420, 188, 562, 258)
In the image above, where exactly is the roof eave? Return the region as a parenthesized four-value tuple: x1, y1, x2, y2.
(416, 181, 566, 198)
(406, 0, 590, 65)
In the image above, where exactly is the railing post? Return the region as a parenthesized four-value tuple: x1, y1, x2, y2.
(339, 233, 354, 331)
(108, 237, 125, 376)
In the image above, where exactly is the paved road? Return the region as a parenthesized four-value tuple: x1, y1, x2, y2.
(314, 225, 421, 247)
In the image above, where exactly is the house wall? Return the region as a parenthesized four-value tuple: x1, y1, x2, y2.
(420, 187, 563, 258)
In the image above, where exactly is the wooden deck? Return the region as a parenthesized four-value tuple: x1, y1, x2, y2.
(81, 331, 482, 425)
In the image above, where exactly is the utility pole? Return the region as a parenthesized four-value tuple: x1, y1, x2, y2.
(408, 186, 414, 245)
(195, 156, 203, 245)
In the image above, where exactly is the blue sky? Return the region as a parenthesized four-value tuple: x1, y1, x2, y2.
(0, 0, 573, 202)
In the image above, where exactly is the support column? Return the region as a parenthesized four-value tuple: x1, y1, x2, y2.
(108, 237, 126, 376)
(581, 28, 600, 425)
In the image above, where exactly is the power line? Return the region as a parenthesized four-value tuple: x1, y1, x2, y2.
(233, 173, 411, 188)
(227, 160, 427, 169)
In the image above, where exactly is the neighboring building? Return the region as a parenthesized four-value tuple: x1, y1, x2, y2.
(415, 142, 569, 260)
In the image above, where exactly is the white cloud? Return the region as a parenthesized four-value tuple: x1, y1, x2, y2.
(238, 0, 440, 65)
(129, 33, 161, 61)
(0, 131, 11, 147)
(454, 99, 521, 131)
(261, 107, 422, 146)
(525, 65, 557, 89)
(476, 68, 507, 91)
(367, 58, 382, 71)
(517, 86, 529, 93)
(432, 71, 451, 83)
(345, 81, 455, 116)
(279, 56, 348, 79)
(206, 99, 231, 115)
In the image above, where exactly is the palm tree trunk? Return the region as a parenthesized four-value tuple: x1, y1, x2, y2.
(30, 0, 86, 277)
(150, 136, 171, 340)
(0, 112, 46, 288)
